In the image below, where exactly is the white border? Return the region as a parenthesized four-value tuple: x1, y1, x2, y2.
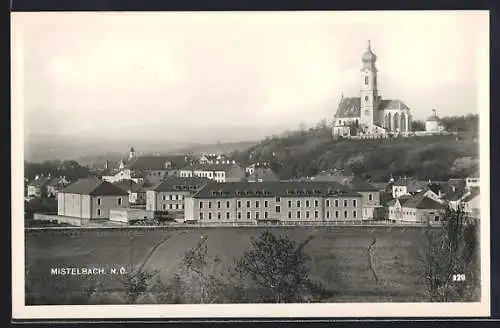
(11, 11, 491, 319)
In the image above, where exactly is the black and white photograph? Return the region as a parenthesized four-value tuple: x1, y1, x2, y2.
(12, 10, 490, 319)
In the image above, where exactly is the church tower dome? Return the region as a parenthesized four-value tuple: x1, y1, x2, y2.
(361, 40, 377, 70)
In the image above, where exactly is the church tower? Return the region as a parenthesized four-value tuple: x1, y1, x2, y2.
(129, 146, 136, 160)
(360, 40, 378, 129)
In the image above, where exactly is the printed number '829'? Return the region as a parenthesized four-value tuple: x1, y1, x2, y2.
(453, 274, 466, 282)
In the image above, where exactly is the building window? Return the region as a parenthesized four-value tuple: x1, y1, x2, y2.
(117, 197, 122, 205)
(365, 95, 369, 101)
(326, 211, 330, 219)
(344, 200, 348, 207)
(369, 194, 373, 201)
(226, 201, 230, 208)
(315, 211, 319, 218)
(264, 200, 268, 208)
(353, 210, 357, 218)
(200, 212, 203, 220)
(97, 198, 101, 206)
(365, 76, 369, 85)
(297, 211, 301, 219)
(217, 201, 221, 209)
(97, 209, 101, 216)
(217, 212, 221, 219)
(247, 212, 251, 219)
(344, 210, 348, 218)
(276, 205, 281, 213)
(237, 200, 241, 208)
(162, 195, 166, 201)
(175, 204, 179, 209)
(255, 212, 260, 219)
(297, 200, 301, 207)
(199, 201, 203, 209)
(306, 211, 310, 219)
(353, 199, 357, 207)
(326, 199, 330, 207)
(305, 200, 310, 207)
(246, 201, 251, 208)
(256, 201, 260, 208)
(169, 204, 173, 209)
(335, 200, 339, 207)
(208, 202, 212, 209)
(288, 200, 292, 207)
(288, 211, 292, 219)
(162, 204, 166, 210)
(335, 211, 339, 218)
(208, 212, 212, 220)
(276, 197, 281, 202)
(169, 195, 173, 200)
(314, 200, 319, 207)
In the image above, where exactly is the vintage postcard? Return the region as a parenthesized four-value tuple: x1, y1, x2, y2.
(12, 10, 490, 320)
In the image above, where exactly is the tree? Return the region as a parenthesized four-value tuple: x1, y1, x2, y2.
(121, 270, 157, 304)
(411, 120, 425, 131)
(235, 231, 321, 303)
(419, 205, 480, 302)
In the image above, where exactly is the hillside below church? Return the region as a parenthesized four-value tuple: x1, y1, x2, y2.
(232, 122, 479, 183)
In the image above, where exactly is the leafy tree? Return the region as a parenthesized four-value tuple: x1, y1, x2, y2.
(419, 205, 480, 302)
(121, 270, 157, 304)
(411, 120, 425, 132)
(235, 231, 321, 303)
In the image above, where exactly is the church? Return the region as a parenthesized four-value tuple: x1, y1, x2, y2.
(332, 41, 413, 138)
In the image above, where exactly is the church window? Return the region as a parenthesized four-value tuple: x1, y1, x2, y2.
(365, 76, 369, 85)
(365, 96, 369, 101)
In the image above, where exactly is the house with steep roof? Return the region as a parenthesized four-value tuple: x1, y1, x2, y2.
(388, 191, 445, 223)
(184, 180, 363, 224)
(46, 176, 70, 198)
(392, 178, 430, 199)
(145, 177, 209, 220)
(332, 40, 412, 138)
(57, 177, 129, 221)
(246, 167, 278, 183)
(461, 188, 480, 219)
(27, 175, 52, 198)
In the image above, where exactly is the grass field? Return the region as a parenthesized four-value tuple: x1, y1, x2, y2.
(25, 226, 431, 304)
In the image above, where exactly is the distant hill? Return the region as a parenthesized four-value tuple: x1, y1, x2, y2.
(232, 125, 479, 183)
(171, 140, 258, 155)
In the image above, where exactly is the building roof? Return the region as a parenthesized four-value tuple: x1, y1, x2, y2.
(28, 176, 52, 188)
(247, 168, 279, 182)
(371, 182, 389, 191)
(403, 193, 445, 210)
(127, 155, 186, 171)
(387, 195, 411, 207)
(46, 177, 68, 187)
(467, 171, 480, 179)
(192, 181, 362, 199)
(462, 189, 480, 203)
(61, 177, 129, 196)
(181, 163, 243, 173)
(113, 179, 137, 192)
(378, 99, 410, 111)
(392, 178, 429, 192)
(334, 97, 361, 118)
(149, 177, 210, 192)
(314, 174, 379, 191)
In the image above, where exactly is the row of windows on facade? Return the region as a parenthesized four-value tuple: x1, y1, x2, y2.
(198, 210, 357, 220)
(389, 209, 438, 218)
(161, 194, 184, 201)
(181, 171, 226, 178)
(162, 203, 184, 210)
(96, 198, 123, 206)
(198, 198, 361, 209)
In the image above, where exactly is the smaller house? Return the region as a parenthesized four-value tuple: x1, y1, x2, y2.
(461, 188, 480, 220)
(179, 163, 245, 183)
(466, 171, 480, 189)
(46, 176, 70, 198)
(58, 177, 129, 222)
(388, 192, 445, 224)
(246, 167, 278, 182)
(392, 178, 429, 199)
(27, 175, 52, 198)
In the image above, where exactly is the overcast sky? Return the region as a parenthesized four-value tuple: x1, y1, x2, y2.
(14, 11, 488, 141)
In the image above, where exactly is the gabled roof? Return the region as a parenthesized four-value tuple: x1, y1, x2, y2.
(334, 97, 361, 118)
(378, 99, 410, 111)
(247, 168, 278, 182)
(192, 181, 361, 199)
(149, 177, 210, 192)
(314, 174, 379, 191)
(388, 195, 411, 207)
(403, 193, 445, 210)
(462, 188, 480, 202)
(61, 177, 128, 196)
(127, 155, 186, 170)
(393, 178, 429, 193)
(28, 176, 52, 188)
(467, 171, 479, 179)
(113, 179, 137, 192)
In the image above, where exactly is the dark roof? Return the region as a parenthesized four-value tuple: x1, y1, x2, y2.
(427, 183, 442, 195)
(403, 193, 445, 210)
(46, 177, 68, 187)
(181, 163, 243, 173)
(378, 99, 410, 111)
(442, 189, 466, 201)
(127, 155, 186, 170)
(130, 181, 149, 193)
(467, 171, 479, 179)
(28, 177, 52, 188)
(388, 195, 411, 207)
(371, 182, 389, 191)
(247, 168, 278, 182)
(345, 176, 379, 191)
(61, 177, 129, 196)
(149, 177, 210, 192)
(393, 178, 429, 192)
(192, 181, 362, 199)
(334, 97, 361, 118)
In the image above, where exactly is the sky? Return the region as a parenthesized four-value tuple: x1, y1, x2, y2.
(13, 11, 488, 142)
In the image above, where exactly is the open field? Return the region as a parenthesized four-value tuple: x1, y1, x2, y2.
(25, 226, 433, 304)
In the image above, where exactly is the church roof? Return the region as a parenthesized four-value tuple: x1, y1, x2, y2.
(62, 177, 128, 196)
(378, 99, 410, 111)
(427, 114, 440, 122)
(334, 97, 361, 118)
